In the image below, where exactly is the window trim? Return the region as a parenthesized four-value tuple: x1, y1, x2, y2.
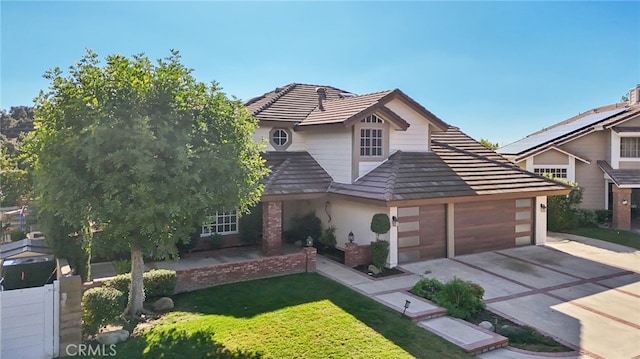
(269, 127, 292, 151)
(360, 127, 384, 158)
(201, 210, 238, 236)
(620, 136, 640, 158)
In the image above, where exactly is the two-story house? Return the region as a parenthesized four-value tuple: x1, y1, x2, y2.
(204, 83, 569, 267)
(498, 85, 640, 231)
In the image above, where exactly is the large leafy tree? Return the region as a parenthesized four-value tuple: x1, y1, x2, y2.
(24, 50, 267, 316)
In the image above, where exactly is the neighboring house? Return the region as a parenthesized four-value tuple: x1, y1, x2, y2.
(498, 85, 640, 231)
(204, 83, 569, 267)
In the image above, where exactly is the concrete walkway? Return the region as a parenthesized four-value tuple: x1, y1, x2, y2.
(316, 232, 640, 358)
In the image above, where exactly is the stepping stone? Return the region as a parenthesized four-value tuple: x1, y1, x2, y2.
(374, 291, 445, 321)
(418, 316, 508, 354)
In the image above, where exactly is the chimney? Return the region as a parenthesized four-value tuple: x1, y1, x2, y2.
(316, 87, 327, 111)
(629, 84, 640, 105)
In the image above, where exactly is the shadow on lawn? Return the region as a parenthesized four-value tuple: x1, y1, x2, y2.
(120, 327, 262, 358)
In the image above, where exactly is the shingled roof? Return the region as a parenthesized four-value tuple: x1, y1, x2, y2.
(597, 161, 640, 187)
(246, 83, 349, 123)
(328, 127, 569, 203)
(262, 151, 333, 197)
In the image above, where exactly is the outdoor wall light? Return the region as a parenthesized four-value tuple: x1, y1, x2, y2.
(402, 299, 411, 317)
(306, 236, 313, 247)
(622, 199, 629, 206)
(540, 203, 547, 212)
(348, 231, 354, 243)
(392, 216, 398, 226)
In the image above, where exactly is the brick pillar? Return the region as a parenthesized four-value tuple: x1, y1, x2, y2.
(303, 247, 317, 272)
(344, 243, 371, 268)
(262, 201, 282, 256)
(612, 186, 632, 231)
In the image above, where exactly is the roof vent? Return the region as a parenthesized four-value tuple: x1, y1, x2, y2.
(316, 87, 327, 111)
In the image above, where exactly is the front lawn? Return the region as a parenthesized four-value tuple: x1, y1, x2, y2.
(565, 227, 640, 249)
(113, 273, 469, 358)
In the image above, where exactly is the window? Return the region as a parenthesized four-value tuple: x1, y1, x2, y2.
(269, 128, 291, 150)
(534, 168, 567, 179)
(620, 137, 640, 158)
(360, 128, 383, 157)
(361, 114, 384, 124)
(201, 211, 238, 236)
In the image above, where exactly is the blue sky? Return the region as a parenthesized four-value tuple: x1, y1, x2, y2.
(1, 1, 638, 146)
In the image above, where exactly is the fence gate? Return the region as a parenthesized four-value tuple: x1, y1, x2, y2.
(0, 281, 60, 359)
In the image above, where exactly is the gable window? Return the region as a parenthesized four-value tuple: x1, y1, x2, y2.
(620, 137, 640, 158)
(269, 128, 292, 151)
(361, 114, 384, 124)
(201, 210, 238, 236)
(534, 168, 567, 179)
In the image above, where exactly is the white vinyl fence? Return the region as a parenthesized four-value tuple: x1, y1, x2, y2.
(0, 281, 59, 359)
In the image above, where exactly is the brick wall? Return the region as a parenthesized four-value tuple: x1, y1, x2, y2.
(344, 243, 371, 268)
(57, 258, 82, 357)
(175, 248, 316, 293)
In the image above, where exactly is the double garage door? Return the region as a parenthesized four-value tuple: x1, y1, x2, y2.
(397, 198, 534, 263)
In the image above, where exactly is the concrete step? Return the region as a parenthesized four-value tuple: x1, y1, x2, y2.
(373, 291, 446, 321)
(418, 316, 508, 355)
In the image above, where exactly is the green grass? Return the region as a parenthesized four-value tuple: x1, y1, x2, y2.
(566, 227, 640, 249)
(111, 273, 470, 359)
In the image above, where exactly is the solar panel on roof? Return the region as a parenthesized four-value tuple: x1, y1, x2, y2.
(497, 108, 628, 154)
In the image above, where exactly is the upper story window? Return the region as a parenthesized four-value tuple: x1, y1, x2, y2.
(620, 137, 640, 158)
(359, 114, 385, 158)
(201, 210, 238, 236)
(534, 168, 567, 179)
(361, 114, 384, 124)
(269, 128, 292, 151)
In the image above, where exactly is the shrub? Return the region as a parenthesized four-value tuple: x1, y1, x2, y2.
(546, 176, 584, 231)
(105, 269, 176, 299)
(370, 239, 389, 271)
(82, 287, 125, 336)
(319, 225, 337, 249)
(207, 233, 224, 249)
(113, 259, 131, 274)
(10, 229, 26, 242)
(575, 209, 598, 228)
(436, 277, 486, 319)
(594, 209, 612, 224)
(411, 278, 444, 300)
(370, 213, 390, 240)
(411, 277, 486, 320)
(284, 211, 322, 244)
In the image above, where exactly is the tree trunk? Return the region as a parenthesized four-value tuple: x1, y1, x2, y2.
(126, 246, 145, 316)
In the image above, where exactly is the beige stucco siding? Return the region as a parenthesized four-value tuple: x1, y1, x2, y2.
(385, 98, 431, 152)
(533, 149, 569, 165)
(619, 161, 640, 169)
(560, 131, 609, 209)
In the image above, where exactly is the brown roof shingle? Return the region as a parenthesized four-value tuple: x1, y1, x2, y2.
(301, 90, 394, 126)
(597, 160, 640, 187)
(262, 151, 333, 196)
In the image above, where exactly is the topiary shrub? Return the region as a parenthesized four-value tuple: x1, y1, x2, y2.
(105, 269, 176, 299)
(370, 239, 389, 271)
(411, 277, 486, 320)
(370, 213, 390, 240)
(82, 287, 126, 336)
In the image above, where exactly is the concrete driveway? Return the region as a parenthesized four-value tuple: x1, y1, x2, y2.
(400, 233, 640, 359)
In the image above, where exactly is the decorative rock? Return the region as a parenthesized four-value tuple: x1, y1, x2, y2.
(368, 264, 381, 275)
(152, 297, 174, 311)
(96, 329, 129, 345)
(479, 321, 494, 331)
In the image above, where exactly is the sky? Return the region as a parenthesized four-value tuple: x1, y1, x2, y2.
(1, 1, 639, 146)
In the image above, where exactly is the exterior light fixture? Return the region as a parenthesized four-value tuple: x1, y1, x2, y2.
(402, 299, 411, 317)
(306, 236, 313, 247)
(348, 231, 354, 243)
(392, 216, 398, 226)
(540, 203, 547, 212)
(622, 199, 629, 206)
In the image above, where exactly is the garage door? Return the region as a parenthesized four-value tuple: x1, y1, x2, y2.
(455, 198, 533, 256)
(397, 205, 446, 263)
